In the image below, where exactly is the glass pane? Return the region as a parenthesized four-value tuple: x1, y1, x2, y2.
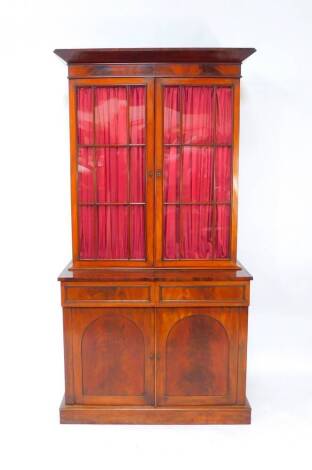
(130, 147, 145, 202)
(164, 87, 180, 144)
(180, 205, 213, 259)
(216, 87, 233, 145)
(79, 206, 96, 259)
(95, 87, 127, 144)
(130, 206, 145, 259)
(162, 84, 233, 261)
(77, 88, 93, 145)
(129, 86, 146, 144)
(77, 84, 147, 261)
(215, 205, 230, 258)
(215, 147, 231, 202)
(163, 205, 179, 259)
(182, 86, 214, 144)
(98, 206, 128, 259)
(164, 146, 180, 203)
(78, 148, 94, 203)
(96, 148, 128, 203)
(181, 147, 213, 202)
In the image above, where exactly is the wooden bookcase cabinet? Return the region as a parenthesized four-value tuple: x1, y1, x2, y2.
(55, 48, 255, 424)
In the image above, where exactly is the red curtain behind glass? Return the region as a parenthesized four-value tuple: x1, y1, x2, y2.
(77, 86, 146, 260)
(77, 84, 232, 262)
(163, 86, 232, 259)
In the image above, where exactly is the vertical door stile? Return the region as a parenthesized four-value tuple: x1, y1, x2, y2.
(155, 79, 162, 266)
(146, 77, 155, 266)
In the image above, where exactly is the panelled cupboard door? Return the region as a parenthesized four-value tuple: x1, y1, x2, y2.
(156, 308, 239, 405)
(71, 308, 155, 405)
(69, 78, 154, 268)
(155, 78, 240, 268)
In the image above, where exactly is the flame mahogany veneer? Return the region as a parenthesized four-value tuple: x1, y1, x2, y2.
(55, 48, 255, 424)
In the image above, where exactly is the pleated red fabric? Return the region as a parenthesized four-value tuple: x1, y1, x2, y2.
(77, 86, 146, 259)
(77, 87, 93, 145)
(77, 84, 231, 261)
(163, 86, 232, 259)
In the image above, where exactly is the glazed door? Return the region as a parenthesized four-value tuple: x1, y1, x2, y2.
(155, 78, 239, 267)
(70, 78, 154, 268)
(156, 308, 239, 405)
(71, 308, 155, 405)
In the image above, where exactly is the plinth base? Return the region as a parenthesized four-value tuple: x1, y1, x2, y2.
(60, 397, 251, 425)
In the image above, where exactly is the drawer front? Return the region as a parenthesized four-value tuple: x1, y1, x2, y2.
(159, 282, 249, 306)
(62, 283, 153, 307)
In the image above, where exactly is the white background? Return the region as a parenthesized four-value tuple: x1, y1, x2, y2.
(0, 0, 311, 468)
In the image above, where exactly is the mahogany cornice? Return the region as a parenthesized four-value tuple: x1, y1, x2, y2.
(54, 48, 256, 65)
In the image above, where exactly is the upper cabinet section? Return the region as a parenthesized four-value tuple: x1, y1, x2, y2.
(56, 48, 255, 269)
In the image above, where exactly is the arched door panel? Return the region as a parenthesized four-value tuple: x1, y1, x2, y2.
(156, 308, 239, 405)
(72, 308, 154, 405)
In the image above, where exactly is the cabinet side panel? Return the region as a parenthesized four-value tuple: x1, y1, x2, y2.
(63, 307, 75, 404)
(236, 307, 249, 404)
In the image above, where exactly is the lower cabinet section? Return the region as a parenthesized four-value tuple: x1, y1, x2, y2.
(64, 306, 248, 412)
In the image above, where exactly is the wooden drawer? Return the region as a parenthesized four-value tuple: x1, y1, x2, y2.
(62, 282, 154, 307)
(158, 282, 249, 306)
